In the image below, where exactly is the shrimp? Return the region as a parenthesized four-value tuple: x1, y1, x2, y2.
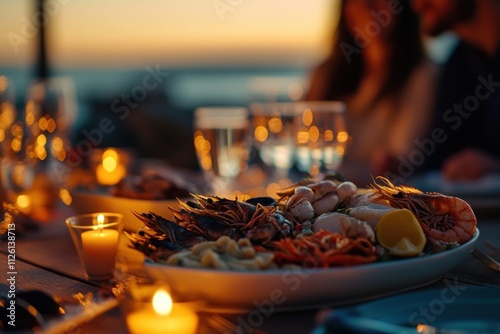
(371, 176, 477, 244)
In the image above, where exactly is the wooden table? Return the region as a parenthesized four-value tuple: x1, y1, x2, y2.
(1, 203, 499, 333)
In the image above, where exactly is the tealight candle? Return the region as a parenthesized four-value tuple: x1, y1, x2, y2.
(65, 213, 123, 281)
(81, 214, 120, 278)
(125, 288, 199, 334)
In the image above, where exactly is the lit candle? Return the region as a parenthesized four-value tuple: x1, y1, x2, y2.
(81, 214, 120, 278)
(95, 148, 127, 185)
(126, 289, 199, 334)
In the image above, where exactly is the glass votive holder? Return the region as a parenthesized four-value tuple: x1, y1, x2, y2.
(65, 213, 123, 282)
(121, 283, 199, 334)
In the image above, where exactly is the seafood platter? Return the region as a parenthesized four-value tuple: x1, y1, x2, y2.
(126, 176, 479, 311)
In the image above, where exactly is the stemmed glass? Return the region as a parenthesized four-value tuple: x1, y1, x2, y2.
(0, 75, 17, 158)
(28, 78, 76, 214)
(193, 107, 251, 196)
(1, 78, 75, 220)
(0, 75, 36, 212)
(293, 101, 349, 177)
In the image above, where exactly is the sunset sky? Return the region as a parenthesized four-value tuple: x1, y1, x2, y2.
(0, 0, 335, 69)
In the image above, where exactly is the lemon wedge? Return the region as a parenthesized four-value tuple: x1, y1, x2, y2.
(376, 209, 426, 257)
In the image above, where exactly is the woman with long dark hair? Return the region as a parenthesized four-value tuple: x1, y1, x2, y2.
(307, 0, 437, 185)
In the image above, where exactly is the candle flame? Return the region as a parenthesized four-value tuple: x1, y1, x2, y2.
(103, 148, 119, 160)
(152, 289, 173, 316)
(103, 156, 118, 172)
(94, 214, 105, 231)
(102, 149, 119, 172)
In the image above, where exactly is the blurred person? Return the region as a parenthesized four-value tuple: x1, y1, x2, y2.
(411, 0, 500, 181)
(306, 0, 437, 186)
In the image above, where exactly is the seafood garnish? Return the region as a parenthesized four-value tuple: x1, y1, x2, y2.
(312, 212, 375, 242)
(169, 209, 242, 240)
(274, 172, 345, 198)
(259, 230, 377, 268)
(348, 204, 396, 228)
(335, 181, 358, 202)
(132, 211, 207, 248)
(127, 195, 296, 263)
(124, 231, 183, 262)
(285, 194, 315, 222)
(279, 179, 356, 223)
(166, 236, 276, 270)
(371, 176, 477, 244)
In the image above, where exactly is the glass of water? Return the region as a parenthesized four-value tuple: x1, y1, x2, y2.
(193, 107, 250, 195)
(293, 101, 349, 177)
(249, 102, 298, 181)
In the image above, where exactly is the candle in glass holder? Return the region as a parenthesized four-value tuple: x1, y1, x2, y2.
(81, 214, 120, 278)
(125, 288, 198, 334)
(65, 213, 123, 281)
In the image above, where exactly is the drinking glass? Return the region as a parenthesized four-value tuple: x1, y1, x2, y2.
(0, 76, 36, 210)
(249, 102, 298, 181)
(293, 101, 349, 177)
(193, 107, 250, 195)
(0, 76, 17, 157)
(1, 78, 75, 220)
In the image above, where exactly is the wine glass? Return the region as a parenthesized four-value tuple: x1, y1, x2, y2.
(249, 102, 298, 182)
(28, 78, 76, 214)
(1, 78, 75, 220)
(293, 101, 349, 177)
(0, 75, 37, 212)
(0, 75, 18, 157)
(193, 106, 251, 196)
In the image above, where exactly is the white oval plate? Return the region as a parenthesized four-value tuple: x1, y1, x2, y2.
(144, 229, 479, 312)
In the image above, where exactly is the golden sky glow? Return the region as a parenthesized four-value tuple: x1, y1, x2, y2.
(0, 0, 336, 68)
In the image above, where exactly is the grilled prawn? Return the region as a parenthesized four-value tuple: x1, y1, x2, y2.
(371, 177, 477, 244)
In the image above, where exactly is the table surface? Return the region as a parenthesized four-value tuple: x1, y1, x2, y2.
(1, 199, 499, 334)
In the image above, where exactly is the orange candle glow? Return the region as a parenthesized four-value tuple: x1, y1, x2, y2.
(81, 214, 120, 278)
(125, 289, 198, 334)
(95, 148, 127, 185)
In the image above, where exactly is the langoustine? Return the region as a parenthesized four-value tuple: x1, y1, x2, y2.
(370, 176, 477, 244)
